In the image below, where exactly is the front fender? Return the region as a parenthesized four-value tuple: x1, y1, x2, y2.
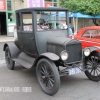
(83, 46, 100, 59)
(33, 52, 60, 67)
(83, 46, 100, 66)
(86, 46, 100, 52)
(40, 52, 60, 61)
(3, 42, 20, 58)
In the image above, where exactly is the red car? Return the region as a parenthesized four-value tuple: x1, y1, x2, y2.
(72, 26, 100, 81)
(74, 26, 100, 49)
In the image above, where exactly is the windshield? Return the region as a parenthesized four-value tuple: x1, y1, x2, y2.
(36, 11, 67, 31)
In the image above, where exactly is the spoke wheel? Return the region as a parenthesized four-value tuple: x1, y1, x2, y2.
(5, 47, 15, 70)
(85, 54, 100, 81)
(36, 58, 60, 95)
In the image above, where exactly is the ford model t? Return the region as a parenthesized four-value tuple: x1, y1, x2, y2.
(3, 7, 100, 95)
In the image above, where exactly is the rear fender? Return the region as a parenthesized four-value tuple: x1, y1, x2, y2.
(33, 52, 60, 67)
(3, 42, 20, 58)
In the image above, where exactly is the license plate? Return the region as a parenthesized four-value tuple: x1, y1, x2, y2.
(68, 67, 82, 75)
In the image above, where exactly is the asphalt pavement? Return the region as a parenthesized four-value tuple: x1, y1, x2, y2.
(0, 41, 100, 100)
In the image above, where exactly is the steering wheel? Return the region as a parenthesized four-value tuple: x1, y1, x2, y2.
(39, 18, 45, 24)
(39, 18, 50, 30)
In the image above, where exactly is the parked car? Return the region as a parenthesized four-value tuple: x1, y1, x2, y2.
(72, 26, 100, 81)
(3, 8, 100, 96)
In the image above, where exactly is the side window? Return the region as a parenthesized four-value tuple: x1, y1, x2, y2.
(91, 30, 97, 38)
(82, 30, 91, 38)
(16, 13, 21, 30)
(22, 12, 32, 31)
(91, 30, 100, 39)
(82, 29, 100, 38)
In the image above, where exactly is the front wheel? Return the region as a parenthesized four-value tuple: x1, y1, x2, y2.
(84, 54, 100, 82)
(36, 58, 60, 96)
(5, 46, 15, 70)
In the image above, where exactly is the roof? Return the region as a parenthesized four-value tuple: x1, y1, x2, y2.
(16, 7, 69, 13)
(82, 26, 100, 30)
(76, 26, 100, 37)
(77, 26, 100, 35)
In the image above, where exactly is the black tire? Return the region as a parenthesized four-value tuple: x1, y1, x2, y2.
(36, 58, 60, 96)
(85, 53, 100, 82)
(5, 46, 15, 70)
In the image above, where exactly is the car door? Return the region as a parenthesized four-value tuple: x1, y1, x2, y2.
(20, 12, 38, 57)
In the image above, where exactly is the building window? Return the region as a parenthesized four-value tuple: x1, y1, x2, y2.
(53, 3, 57, 7)
(8, 13, 12, 21)
(7, 1, 12, 10)
(45, 0, 52, 1)
(54, 0, 57, 2)
(44, 0, 59, 7)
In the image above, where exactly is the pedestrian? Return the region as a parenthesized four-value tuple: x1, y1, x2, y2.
(69, 27, 73, 35)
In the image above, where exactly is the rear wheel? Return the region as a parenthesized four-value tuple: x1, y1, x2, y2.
(36, 58, 60, 95)
(5, 46, 15, 70)
(85, 54, 100, 82)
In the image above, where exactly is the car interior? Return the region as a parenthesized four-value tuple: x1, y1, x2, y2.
(82, 29, 100, 39)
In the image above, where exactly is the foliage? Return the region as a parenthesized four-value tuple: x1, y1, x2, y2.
(60, 0, 100, 16)
(60, 0, 100, 25)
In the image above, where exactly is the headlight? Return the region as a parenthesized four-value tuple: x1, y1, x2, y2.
(84, 48, 90, 56)
(60, 51, 68, 61)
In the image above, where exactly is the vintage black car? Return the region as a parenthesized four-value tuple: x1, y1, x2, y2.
(3, 7, 100, 96)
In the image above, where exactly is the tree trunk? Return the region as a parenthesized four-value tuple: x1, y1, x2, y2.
(92, 18, 100, 26)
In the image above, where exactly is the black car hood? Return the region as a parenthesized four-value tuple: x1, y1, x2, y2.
(47, 36, 81, 46)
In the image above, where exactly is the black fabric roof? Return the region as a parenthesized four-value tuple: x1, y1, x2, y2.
(16, 7, 69, 12)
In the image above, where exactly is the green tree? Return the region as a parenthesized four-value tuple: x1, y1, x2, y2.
(60, 0, 100, 25)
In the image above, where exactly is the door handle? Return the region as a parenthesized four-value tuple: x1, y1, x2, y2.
(30, 37, 34, 40)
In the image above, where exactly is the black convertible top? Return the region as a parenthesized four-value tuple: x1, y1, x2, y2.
(16, 7, 69, 12)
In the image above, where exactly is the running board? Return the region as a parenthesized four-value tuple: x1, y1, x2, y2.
(12, 52, 36, 69)
(13, 58, 32, 69)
